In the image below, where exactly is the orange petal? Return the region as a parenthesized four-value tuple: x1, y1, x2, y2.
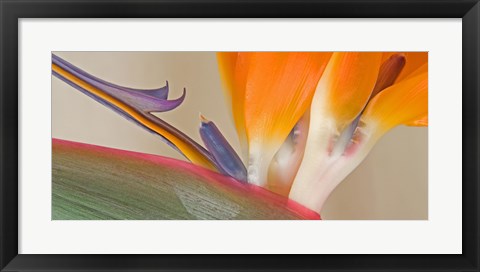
(239, 52, 332, 185)
(318, 52, 383, 129)
(217, 52, 238, 98)
(403, 62, 428, 81)
(242, 52, 332, 145)
(377, 62, 428, 128)
(362, 72, 428, 133)
(217, 52, 248, 160)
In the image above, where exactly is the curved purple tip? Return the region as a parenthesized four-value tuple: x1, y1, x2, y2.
(52, 54, 180, 112)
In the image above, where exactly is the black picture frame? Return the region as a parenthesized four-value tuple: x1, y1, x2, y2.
(1, 0, 478, 271)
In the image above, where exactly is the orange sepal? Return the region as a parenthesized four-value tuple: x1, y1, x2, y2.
(320, 52, 383, 129)
(217, 52, 249, 158)
(217, 52, 238, 98)
(240, 52, 332, 145)
(362, 71, 428, 133)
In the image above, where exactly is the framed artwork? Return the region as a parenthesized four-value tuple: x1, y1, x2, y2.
(51, 51, 427, 220)
(1, 0, 478, 271)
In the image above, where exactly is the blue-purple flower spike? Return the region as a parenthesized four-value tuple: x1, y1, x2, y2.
(199, 115, 248, 183)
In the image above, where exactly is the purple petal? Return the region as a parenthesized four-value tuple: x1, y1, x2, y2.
(199, 115, 247, 183)
(52, 55, 179, 112)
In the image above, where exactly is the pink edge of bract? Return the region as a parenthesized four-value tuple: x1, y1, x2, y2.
(52, 138, 321, 220)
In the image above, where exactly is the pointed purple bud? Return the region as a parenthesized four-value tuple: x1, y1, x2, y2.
(199, 115, 248, 183)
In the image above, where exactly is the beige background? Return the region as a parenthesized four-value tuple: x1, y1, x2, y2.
(52, 52, 428, 220)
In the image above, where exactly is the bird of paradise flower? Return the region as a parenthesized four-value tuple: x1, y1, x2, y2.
(51, 52, 427, 220)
